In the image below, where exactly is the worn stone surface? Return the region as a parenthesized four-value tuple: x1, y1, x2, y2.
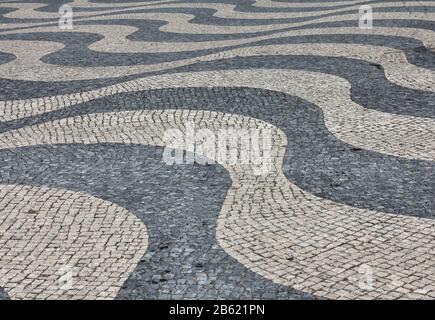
(0, 143, 315, 300)
(0, 287, 9, 300)
(0, 0, 434, 300)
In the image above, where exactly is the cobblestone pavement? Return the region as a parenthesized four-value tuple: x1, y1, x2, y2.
(0, 0, 434, 300)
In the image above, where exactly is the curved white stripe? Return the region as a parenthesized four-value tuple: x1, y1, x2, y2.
(2, 24, 433, 56)
(145, 2, 435, 20)
(0, 0, 176, 20)
(254, 0, 434, 8)
(0, 109, 433, 299)
(0, 39, 433, 93)
(254, 0, 384, 8)
(67, 0, 176, 8)
(69, 12, 435, 35)
(0, 184, 148, 300)
(1, 1, 434, 21)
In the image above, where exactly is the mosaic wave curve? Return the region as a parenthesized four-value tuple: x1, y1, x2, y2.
(0, 0, 434, 300)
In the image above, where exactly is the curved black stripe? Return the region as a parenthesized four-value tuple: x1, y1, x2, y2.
(2, 30, 432, 69)
(0, 52, 433, 118)
(0, 51, 15, 65)
(2, 20, 433, 69)
(0, 144, 317, 300)
(1, 87, 432, 218)
(28, 0, 434, 15)
(2, 1, 434, 25)
(175, 55, 435, 118)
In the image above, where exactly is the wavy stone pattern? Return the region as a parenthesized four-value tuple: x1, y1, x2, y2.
(0, 144, 315, 300)
(1, 87, 430, 218)
(0, 38, 434, 89)
(0, 184, 148, 300)
(2, 70, 434, 161)
(0, 0, 434, 300)
(0, 287, 9, 300)
(0, 109, 434, 299)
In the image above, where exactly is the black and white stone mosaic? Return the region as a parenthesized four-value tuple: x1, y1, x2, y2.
(0, 144, 316, 300)
(0, 0, 434, 300)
